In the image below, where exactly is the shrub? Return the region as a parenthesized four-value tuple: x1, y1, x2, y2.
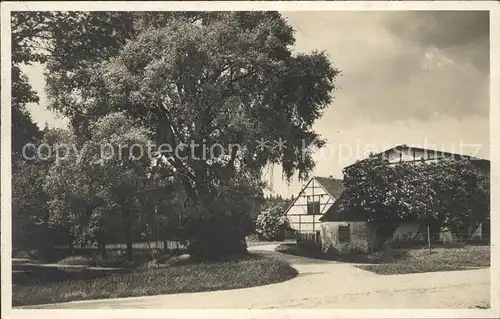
(187, 236, 248, 261)
(255, 204, 290, 241)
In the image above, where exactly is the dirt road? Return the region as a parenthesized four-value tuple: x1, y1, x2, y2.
(21, 244, 490, 309)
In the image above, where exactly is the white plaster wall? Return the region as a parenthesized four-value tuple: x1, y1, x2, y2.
(385, 148, 458, 164)
(287, 215, 323, 233)
(286, 178, 335, 233)
(387, 149, 401, 163)
(401, 147, 414, 162)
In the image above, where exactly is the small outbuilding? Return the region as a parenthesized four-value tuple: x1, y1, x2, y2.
(318, 194, 424, 253)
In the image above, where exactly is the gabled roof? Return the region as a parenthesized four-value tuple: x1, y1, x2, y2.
(387, 144, 486, 161)
(344, 144, 490, 170)
(283, 176, 345, 216)
(313, 176, 344, 200)
(319, 193, 368, 222)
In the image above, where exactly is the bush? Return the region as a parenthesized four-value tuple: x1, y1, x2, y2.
(255, 204, 289, 241)
(187, 236, 248, 261)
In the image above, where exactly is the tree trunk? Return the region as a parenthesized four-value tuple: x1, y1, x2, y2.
(125, 222, 133, 261)
(69, 236, 74, 252)
(98, 240, 106, 258)
(427, 225, 432, 253)
(188, 219, 248, 260)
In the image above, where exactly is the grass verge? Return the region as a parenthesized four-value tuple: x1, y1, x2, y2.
(13, 254, 297, 306)
(275, 243, 386, 263)
(357, 245, 490, 275)
(276, 243, 490, 274)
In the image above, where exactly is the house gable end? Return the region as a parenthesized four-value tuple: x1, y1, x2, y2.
(283, 177, 314, 216)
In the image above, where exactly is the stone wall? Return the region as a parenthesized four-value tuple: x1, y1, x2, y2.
(321, 221, 426, 253)
(320, 221, 372, 253)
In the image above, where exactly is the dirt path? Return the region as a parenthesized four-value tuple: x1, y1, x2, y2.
(20, 244, 490, 309)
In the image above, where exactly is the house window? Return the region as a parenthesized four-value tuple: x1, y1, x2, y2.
(307, 200, 320, 215)
(338, 225, 350, 243)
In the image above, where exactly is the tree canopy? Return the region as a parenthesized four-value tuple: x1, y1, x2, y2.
(342, 156, 490, 240)
(12, 11, 339, 259)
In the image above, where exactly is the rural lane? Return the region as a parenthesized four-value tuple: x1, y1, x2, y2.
(22, 244, 490, 309)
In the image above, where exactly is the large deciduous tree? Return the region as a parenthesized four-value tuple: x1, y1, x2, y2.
(101, 12, 338, 258)
(15, 12, 339, 259)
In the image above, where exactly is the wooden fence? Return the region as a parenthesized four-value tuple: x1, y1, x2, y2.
(54, 240, 186, 251)
(296, 231, 321, 244)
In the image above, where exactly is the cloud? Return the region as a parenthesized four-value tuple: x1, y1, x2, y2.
(284, 11, 489, 126)
(385, 11, 489, 71)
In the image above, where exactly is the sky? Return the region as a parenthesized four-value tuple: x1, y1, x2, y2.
(23, 11, 490, 198)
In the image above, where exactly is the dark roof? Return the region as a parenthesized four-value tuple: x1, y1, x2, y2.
(387, 144, 487, 161)
(313, 176, 345, 200)
(319, 193, 369, 222)
(345, 144, 490, 169)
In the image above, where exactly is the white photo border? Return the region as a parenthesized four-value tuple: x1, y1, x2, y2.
(1, 1, 499, 318)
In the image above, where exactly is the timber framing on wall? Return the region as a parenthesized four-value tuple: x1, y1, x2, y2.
(284, 176, 345, 234)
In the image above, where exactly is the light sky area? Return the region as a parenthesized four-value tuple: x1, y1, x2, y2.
(23, 11, 490, 198)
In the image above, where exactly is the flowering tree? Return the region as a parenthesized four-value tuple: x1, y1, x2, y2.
(342, 155, 489, 243)
(255, 202, 290, 241)
(425, 160, 490, 236)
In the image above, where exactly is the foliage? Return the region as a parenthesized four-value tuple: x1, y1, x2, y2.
(84, 112, 179, 259)
(101, 12, 337, 257)
(342, 156, 436, 239)
(425, 160, 490, 235)
(38, 113, 182, 259)
(184, 170, 265, 259)
(262, 193, 293, 212)
(42, 128, 101, 248)
(12, 157, 51, 255)
(255, 202, 290, 241)
(11, 12, 46, 156)
(13, 11, 338, 259)
(342, 156, 490, 241)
